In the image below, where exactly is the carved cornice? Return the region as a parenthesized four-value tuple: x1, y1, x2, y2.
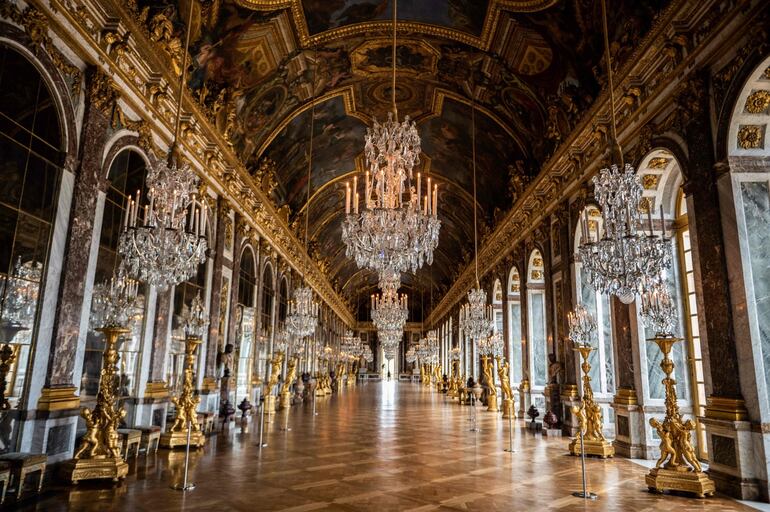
(19, 0, 353, 326)
(426, 0, 763, 325)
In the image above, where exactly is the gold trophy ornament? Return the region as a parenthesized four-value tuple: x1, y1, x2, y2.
(641, 284, 714, 498)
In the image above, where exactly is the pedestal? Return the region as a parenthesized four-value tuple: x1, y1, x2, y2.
(160, 429, 205, 449)
(63, 457, 128, 484)
(279, 391, 291, 410)
(569, 437, 615, 458)
(265, 394, 277, 423)
(501, 398, 514, 419)
(646, 467, 715, 498)
(486, 394, 499, 412)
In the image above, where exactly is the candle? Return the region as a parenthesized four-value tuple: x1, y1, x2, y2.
(354, 191, 359, 214)
(647, 206, 653, 236)
(365, 170, 370, 206)
(427, 177, 431, 214)
(659, 205, 665, 238)
(417, 172, 421, 209)
(433, 184, 437, 216)
(123, 198, 130, 229)
(345, 183, 351, 214)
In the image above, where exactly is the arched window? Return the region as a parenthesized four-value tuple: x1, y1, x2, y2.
(235, 246, 256, 402)
(278, 277, 288, 327)
(574, 206, 615, 397)
(727, 55, 770, 426)
(507, 267, 523, 386)
(527, 250, 547, 395)
(492, 278, 503, 338)
(83, 149, 148, 400)
(261, 264, 274, 341)
(0, 45, 64, 405)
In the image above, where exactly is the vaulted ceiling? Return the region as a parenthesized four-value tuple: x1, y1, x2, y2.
(142, 0, 669, 320)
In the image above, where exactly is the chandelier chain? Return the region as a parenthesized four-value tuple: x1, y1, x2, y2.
(391, 0, 397, 117)
(172, 3, 194, 154)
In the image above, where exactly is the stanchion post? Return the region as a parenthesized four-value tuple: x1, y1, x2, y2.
(258, 391, 268, 448)
(504, 408, 516, 453)
(171, 420, 196, 491)
(571, 428, 597, 500)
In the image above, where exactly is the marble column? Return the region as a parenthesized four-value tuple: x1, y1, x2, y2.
(41, 68, 112, 408)
(202, 200, 227, 401)
(678, 73, 754, 499)
(610, 296, 643, 457)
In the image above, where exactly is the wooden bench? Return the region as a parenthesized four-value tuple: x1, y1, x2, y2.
(117, 429, 142, 460)
(0, 452, 46, 499)
(0, 461, 9, 504)
(135, 425, 161, 454)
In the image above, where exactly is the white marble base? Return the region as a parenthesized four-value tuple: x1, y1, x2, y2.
(612, 403, 649, 459)
(703, 417, 768, 501)
(17, 412, 79, 463)
(544, 428, 562, 437)
(131, 400, 169, 431)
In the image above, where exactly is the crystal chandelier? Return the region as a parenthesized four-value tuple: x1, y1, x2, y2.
(567, 303, 597, 346)
(371, 277, 408, 333)
(341, 330, 362, 359)
(0, 257, 40, 330)
(479, 331, 503, 357)
(450, 346, 461, 361)
(459, 89, 493, 345)
(286, 286, 319, 338)
(576, 0, 671, 304)
(405, 345, 417, 364)
(577, 166, 672, 303)
(459, 288, 493, 342)
(641, 281, 678, 337)
(362, 344, 373, 364)
(119, 12, 207, 290)
(91, 265, 140, 329)
(341, 0, 440, 279)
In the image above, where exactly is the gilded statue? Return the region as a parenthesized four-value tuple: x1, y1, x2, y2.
(148, 10, 183, 75)
(496, 356, 513, 400)
(280, 357, 298, 396)
(266, 351, 285, 395)
(481, 356, 496, 396)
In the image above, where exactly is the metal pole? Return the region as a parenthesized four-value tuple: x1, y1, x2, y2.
(281, 403, 291, 432)
(504, 407, 516, 453)
(258, 391, 267, 448)
(171, 420, 196, 491)
(572, 428, 597, 500)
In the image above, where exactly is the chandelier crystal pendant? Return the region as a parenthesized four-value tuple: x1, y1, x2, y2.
(286, 286, 319, 338)
(341, 0, 440, 279)
(118, 9, 207, 291)
(575, 0, 671, 304)
(183, 292, 208, 339)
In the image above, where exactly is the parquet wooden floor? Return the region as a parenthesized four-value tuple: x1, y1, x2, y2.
(15, 383, 759, 511)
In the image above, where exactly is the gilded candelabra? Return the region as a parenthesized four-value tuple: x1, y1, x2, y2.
(161, 336, 205, 448)
(279, 356, 298, 409)
(568, 345, 614, 458)
(645, 335, 715, 497)
(448, 359, 459, 398)
(422, 363, 432, 386)
(64, 327, 129, 483)
(264, 350, 285, 418)
(434, 363, 442, 392)
(481, 355, 498, 412)
(0, 342, 17, 411)
(497, 356, 514, 418)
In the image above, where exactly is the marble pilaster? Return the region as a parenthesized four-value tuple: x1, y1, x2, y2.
(202, 200, 227, 404)
(44, 68, 111, 397)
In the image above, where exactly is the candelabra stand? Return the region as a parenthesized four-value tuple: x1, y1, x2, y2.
(645, 336, 715, 498)
(63, 327, 129, 483)
(434, 363, 442, 392)
(279, 357, 298, 410)
(264, 351, 284, 422)
(496, 356, 515, 419)
(568, 345, 614, 458)
(0, 343, 16, 411)
(161, 336, 205, 449)
(448, 360, 459, 398)
(481, 356, 498, 412)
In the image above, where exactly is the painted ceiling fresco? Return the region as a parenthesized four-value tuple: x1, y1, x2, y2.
(146, 0, 673, 316)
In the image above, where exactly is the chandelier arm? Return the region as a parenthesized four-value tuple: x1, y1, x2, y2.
(172, 3, 195, 157)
